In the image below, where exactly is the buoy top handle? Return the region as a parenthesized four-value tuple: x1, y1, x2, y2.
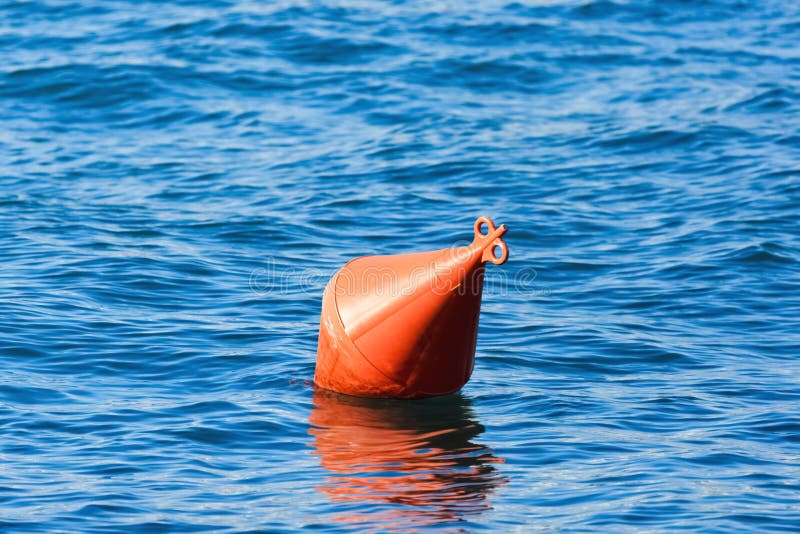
(473, 216, 509, 265)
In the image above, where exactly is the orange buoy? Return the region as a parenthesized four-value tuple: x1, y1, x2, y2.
(314, 216, 508, 399)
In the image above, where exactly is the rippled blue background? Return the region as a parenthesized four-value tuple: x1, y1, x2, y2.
(2, 0, 800, 531)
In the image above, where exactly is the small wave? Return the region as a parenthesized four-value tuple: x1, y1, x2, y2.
(725, 86, 800, 113)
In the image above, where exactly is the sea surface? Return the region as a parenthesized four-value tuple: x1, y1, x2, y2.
(2, 0, 799, 532)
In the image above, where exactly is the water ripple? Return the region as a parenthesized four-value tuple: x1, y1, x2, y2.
(1, 0, 799, 531)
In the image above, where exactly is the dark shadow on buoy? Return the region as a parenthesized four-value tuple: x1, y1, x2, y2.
(308, 388, 508, 530)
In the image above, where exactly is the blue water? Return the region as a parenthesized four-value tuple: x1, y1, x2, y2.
(2, 0, 799, 531)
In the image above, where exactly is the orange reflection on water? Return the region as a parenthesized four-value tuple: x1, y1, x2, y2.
(309, 389, 507, 530)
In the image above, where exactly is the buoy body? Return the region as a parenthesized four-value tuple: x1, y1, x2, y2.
(314, 217, 508, 399)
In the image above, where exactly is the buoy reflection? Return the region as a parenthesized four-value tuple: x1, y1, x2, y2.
(309, 389, 507, 530)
